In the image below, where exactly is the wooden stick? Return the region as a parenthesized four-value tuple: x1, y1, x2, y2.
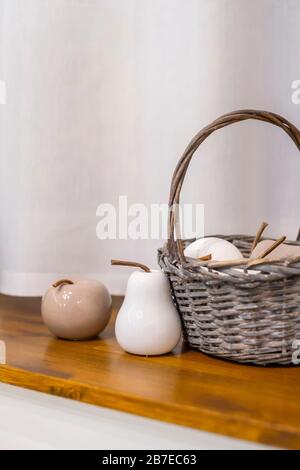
(246, 258, 272, 269)
(111, 260, 151, 273)
(52, 279, 74, 288)
(251, 221, 269, 253)
(285, 255, 300, 266)
(208, 258, 248, 269)
(208, 257, 287, 271)
(297, 228, 300, 242)
(259, 236, 286, 259)
(198, 254, 212, 261)
(207, 237, 286, 269)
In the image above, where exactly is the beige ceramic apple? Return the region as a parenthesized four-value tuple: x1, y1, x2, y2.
(42, 278, 112, 340)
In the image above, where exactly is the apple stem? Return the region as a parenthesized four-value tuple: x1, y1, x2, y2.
(52, 279, 75, 288)
(111, 259, 151, 273)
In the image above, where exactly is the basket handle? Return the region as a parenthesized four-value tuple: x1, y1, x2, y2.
(167, 109, 300, 260)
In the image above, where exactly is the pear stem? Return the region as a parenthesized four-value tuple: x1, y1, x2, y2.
(52, 279, 74, 288)
(111, 259, 151, 273)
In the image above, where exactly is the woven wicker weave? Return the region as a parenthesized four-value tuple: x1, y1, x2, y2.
(158, 110, 300, 365)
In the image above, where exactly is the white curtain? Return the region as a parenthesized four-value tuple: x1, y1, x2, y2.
(0, 0, 299, 296)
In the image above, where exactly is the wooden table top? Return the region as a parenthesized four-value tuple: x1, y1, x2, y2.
(0, 294, 299, 449)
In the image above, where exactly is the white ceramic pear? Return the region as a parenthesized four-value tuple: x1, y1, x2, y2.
(112, 261, 182, 356)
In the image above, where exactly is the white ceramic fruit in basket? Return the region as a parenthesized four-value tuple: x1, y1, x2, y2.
(112, 261, 182, 356)
(251, 239, 300, 261)
(184, 237, 243, 261)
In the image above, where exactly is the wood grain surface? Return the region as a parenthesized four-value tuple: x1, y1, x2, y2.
(0, 294, 299, 449)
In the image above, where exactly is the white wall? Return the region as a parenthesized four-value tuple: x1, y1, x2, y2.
(0, 0, 299, 296)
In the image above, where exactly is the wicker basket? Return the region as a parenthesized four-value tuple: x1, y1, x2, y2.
(158, 110, 300, 365)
